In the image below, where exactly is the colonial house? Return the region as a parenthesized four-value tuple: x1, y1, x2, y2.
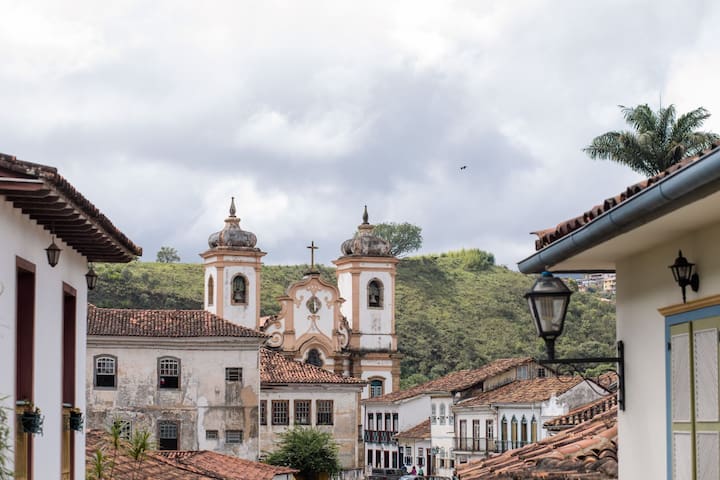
(0, 152, 141, 480)
(363, 357, 545, 477)
(518, 143, 720, 478)
(259, 348, 366, 473)
(451, 376, 605, 463)
(86, 306, 266, 458)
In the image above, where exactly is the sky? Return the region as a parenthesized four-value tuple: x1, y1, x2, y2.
(2, 0, 720, 268)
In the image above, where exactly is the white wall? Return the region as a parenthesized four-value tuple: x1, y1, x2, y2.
(222, 264, 259, 329)
(614, 223, 720, 480)
(1, 197, 89, 480)
(358, 270, 394, 351)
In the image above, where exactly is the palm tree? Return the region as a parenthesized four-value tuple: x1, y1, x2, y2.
(584, 104, 720, 176)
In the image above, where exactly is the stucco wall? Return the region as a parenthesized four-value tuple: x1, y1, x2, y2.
(86, 339, 260, 459)
(1, 197, 89, 480)
(260, 386, 362, 469)
(614, 223, 720, 479)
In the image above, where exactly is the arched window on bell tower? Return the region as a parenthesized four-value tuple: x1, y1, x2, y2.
(368, 279, 384, 308)
(207, 275, 214, 306)
(231, 275, 247, 304)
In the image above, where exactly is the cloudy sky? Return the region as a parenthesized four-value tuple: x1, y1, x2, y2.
(2, 0, 719, 268)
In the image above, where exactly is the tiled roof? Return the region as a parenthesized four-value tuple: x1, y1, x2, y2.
(457, 403, 618, 480)
(158, 451, 297, 480)
(545, 394, 617, 431)
(88, 305, 266, 338)
(532, 144, 720, 251)
(395, 419, 431, 440)
(0, 152, 142, 262)
(260, 348, 366, 384)
(365, 357, 534, 403)
(86, 430, 296, 479)
(456, 377, 585, 407)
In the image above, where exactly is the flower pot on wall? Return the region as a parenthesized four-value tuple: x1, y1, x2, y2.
(20, 408, 44, 435)
(69, 409, 83, 432)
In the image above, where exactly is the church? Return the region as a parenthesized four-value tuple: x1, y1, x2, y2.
(86, 199, 401, 472)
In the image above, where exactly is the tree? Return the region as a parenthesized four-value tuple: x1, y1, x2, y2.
(264, 427, 341, 480)
(584, 104, 720, 176)
(374, 222, 423, 257)
(156, 246, 180, 263)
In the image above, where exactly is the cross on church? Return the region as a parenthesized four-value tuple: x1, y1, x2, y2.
(307, 241, 318, 270)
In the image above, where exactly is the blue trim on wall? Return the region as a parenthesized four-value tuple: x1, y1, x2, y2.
(663, 303, 720, 479)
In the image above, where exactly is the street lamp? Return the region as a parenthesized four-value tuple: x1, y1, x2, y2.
(525, 271, 625, 410)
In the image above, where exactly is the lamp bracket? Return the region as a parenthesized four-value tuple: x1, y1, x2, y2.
(539, 340, 625, 411)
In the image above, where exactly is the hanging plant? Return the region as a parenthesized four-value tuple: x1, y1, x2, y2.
(21, 404, 43, 436)
(69, 408, 84, 432)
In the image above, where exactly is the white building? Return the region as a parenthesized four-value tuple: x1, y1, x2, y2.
(0, 153, 140, 480)
(86, 306, 266, 458)
(518, 143, 720, 478)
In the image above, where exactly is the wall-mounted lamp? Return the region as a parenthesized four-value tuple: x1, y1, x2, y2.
(85, 265, 98, 290)
(525, 272, 625, 410)
(45, 237, 61, 267)
(668, 250, 699, 304)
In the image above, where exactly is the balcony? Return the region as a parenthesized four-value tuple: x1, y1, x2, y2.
(364, 430, 396, 444)
(454, 437, 531, 455)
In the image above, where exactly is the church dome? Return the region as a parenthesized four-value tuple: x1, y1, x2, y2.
(208, 197, 259, 250)
(340, 206, 392, 257)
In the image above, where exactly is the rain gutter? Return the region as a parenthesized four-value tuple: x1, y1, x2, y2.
(517, 147, 720, 274)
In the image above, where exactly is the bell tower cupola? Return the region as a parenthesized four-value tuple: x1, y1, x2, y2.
(201, 197, 266, 329)
(333, 206, 400, 397)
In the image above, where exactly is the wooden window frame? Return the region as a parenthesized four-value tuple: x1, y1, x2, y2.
(94, 354, 117, 389)
(158, 356, 181, 389)
(316, 400, 333, 425)
(294, 400, 311, 425)
(272, 400, 289, 425)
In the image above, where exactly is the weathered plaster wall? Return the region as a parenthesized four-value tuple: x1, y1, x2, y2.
(86, 340, 260, 459)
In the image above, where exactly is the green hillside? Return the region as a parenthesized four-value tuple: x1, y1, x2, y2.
(89, 249, 615, 388)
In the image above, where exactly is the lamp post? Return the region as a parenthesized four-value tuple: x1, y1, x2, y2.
(525, 271, 625, 410)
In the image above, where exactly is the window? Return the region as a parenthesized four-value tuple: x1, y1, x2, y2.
(317, 400, 333, 425)
(158, 421, 179, 450)
(367, 449, 373, 465)
(531, 416, 538, 442)
(376, 414, 382, 430)
(207, 276, 214, 306)
(384, 412, 391, 431)
(511, 416, 518, 448)
(439, 403, 447, 424)
(521, 416, 528, 444)
(112, 419, 132, 440)
(368, 413, 374, 428)
(295, 400, 311, 425)
(392, 413, 398, 432)
(158, 357, 180, 389)
(368, 279, 383, 308)
(95, 355, 117, 388)
(417, 447, 424, 466)
(500, 416, 508, 452)
(231, 275, 247, 304)
(404, 446, 412, 466)
(306, 348, 323, 367)
(225, 430, 243, 444)
(225, 367, 242, 382)
(431, 404, 437, 424)
(206, 430, 219, 440)
(260, 400, 267, 425)
(537, 367, 546, 378)
(370, 379, 384, 398)
(517, 365, 529, 380)
(472, 420, 481, 451)
(272, 400, 289, 425)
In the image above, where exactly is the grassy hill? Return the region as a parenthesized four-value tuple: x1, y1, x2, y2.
(89, 249, 615, 388)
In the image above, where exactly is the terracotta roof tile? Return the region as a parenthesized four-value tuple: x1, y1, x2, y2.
(532, 144, 720, 251)
(365, 357, 534, 403)
(544, 394, 617, 430)
(456, 377, 585, 407)
(396, 419, 431, 440)
(457, 402, 617, 480)
(0, 152, 142, 261)
(88, 305, 266, 338)
(86, 430, 296, 480)
(260, 348, 366, 384)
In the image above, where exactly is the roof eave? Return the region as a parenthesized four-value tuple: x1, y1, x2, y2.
(518, 147, 720, 274)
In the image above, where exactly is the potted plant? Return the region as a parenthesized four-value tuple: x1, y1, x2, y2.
(20, 403, 43, 435)
(69, 408, 84, 432)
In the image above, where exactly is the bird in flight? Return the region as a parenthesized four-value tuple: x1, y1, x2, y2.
(460, 165, 467, 170)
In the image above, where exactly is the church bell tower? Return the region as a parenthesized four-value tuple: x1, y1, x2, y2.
(333, 206, 400, 398)
(201, 198, 266, 329)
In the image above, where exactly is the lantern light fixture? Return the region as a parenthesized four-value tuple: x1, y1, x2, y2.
(525, 271, 625, 410)
(668, 250, 699, 303)
(85, 265, 98, 290)
(45, 237, 61, 267)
